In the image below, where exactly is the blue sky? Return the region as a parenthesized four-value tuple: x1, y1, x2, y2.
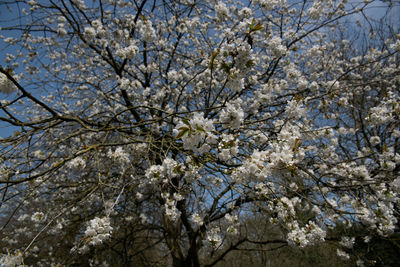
(0, 1, 29, 138)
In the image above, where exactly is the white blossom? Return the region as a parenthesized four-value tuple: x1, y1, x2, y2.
(287, 221, 326, 248)
(31, 212, 46, 223)
(74, 217, 113, 253)
(219, 103, 244, 129)
(370, 136, 380, 146)
(269, 36, 287, 56)
(84, 27, 96, 40)
(0, 251, 24, 267)
(336, 249, 350, 260)
(0, 73, 17, 94)
(190, 213, 204, 226)
(339, 236, 355, 249)
(206, 227, 222, 248)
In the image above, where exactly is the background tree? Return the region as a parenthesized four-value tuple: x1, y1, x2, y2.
(0, 0, 399, 266)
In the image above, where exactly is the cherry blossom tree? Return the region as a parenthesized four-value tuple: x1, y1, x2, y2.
(0, 0, 399, 266)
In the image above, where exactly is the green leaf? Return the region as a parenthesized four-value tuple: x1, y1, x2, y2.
(176, 127, 190, 139)
(220, 63, 231, 73)
(196, 126, 205, 132)
(173, 165, 182, 174)
(249, 19, 263, 32)
(245, 59, 254, 68)
(209, 50, 220, 69)
(251, 22, 263, 32)
(250, 18, 255, 29)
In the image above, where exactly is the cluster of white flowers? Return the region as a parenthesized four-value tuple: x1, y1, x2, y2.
(116, 43, 139, 59)
(232, 42, 253, 69)
(349, 165, 371, 181)
(85, 217, 113, 246)
(219, 102, 244, 129)
(0, 73, 17, 94)
(253, 0, 279, 11)
(367, 92, 398, 126)
(269, 36, 287, 57)
(356, 259, 365, 267)
(287, 221, 326, 248)
(390, 37, 400, 51)
(33, 150, 46, 160)
(218, 134, 239, 162)
(17, 214, 30, 222)
(308, 2, 323, 20)
(27, 0, 37, 7)
(274, 197, 299, 222)
(379, 146, 399, 171)
(267, 125, 304, 172)
(83, 19, 107, 42)
(71, 0, 85, 9)
(214, 1, 230, 21)
(31, 211, 46, 223)
(0, 251, 25, 267)
(107, 146, 130, 164)
(219, 40, 253, 92)
(136, 19, 156, 42)
(162, 192, 182, 222)
(375, 202, 397, 236)
(225, 213, 239, 235)
(339, 236, 355, 249)
(206, 226, 223, 248)
(118, 77, 132, 91)
(356, 201, 397, 236)
(83, 26, 97, 40)
(226, 77, 244, 92)
(67, 156, 86, 169)
(369, 136, 380, 146)
(173, 113, 216, 153)
(254, 182, 275, 197)
(182, 162, 201, 183)
(91, 19, 102, 30)
(232, 150, 269, 182)
(73, 216, 113, 254)
(285, 100, 306, 120)
(336, 249, 350, 260)
(391, 177, 400, 190)
(145, 157, 180, 184)
(57, 22, 67, 37)
(190, 213, 204, 227)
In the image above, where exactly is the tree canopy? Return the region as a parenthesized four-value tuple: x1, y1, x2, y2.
(0, 0, 399, 266)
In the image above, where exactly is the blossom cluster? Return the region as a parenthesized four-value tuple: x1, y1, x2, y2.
(190, 213, 204, 227)
(0, 251, 25, 267)
(366, 92, 398, 126)
(224, 213, 240, 235)
(206, 226, 223, 248)
(218, 134, 239, 162)
(145, 157, 180, 184)
(219, 102, 244, 129)
(287, 221, 326, 248)
(0, 73, 17, 94)
(107, 146, 130, 164)
(232, 150, 269, 183)
(162, 192, 183, 222)
(173, 113, 216, 153)
(72, 217, 113, 254)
